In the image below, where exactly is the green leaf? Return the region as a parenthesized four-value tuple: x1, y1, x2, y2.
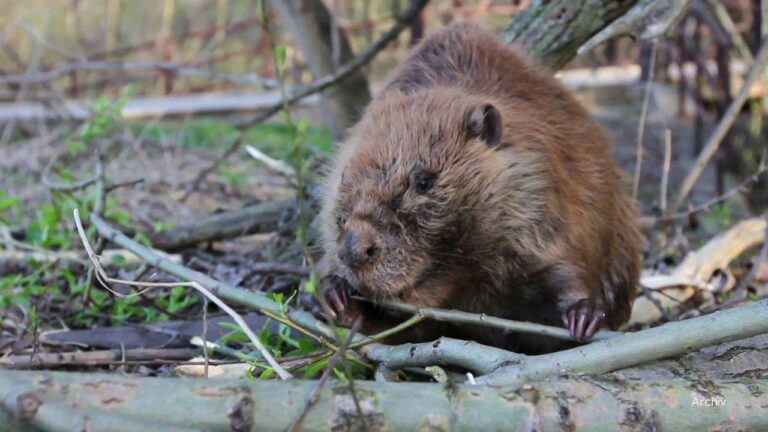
(0, 195, 21, 213)
(297, 337, 316, 354)
(152, 221, 174, 233)
(304, 273, 317, 294)
(110, 254, 127, 266)
(303, 358, 329, 379)
(66, 140, 87, 155)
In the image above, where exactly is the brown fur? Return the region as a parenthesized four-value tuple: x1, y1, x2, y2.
(317, 23, 641, 353)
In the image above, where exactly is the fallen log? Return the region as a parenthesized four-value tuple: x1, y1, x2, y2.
(148, 199, 293, 251)
(0, 370, 765, 431)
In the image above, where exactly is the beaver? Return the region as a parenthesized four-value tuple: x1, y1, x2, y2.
(316, 22, 641, 353)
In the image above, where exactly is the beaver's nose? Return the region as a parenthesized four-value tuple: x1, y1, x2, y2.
(338, 230, 379, 269)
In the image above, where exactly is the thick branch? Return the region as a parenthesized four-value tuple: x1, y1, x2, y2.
(1, 370, 766, 430)
(478, 298, 768, 386)
(362, 337, 521, 375)
(578, 0, 693, 55)
(149, 199, 293, 251)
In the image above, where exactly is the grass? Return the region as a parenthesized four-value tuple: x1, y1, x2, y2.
(0, 92, 338, 376)
(133, 118, 334, 160)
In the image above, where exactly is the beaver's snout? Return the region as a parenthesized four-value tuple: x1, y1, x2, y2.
(338, 228, 380, 270)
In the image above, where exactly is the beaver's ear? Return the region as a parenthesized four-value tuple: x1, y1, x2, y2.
(466, 103, 502, 148)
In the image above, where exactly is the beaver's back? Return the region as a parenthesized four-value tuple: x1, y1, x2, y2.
(382, 22, 641, 329)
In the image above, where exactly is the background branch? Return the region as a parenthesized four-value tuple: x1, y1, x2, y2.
(671, 39, 768, 212)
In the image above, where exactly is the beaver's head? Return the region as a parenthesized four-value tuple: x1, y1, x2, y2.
(319, 88, 542, 301)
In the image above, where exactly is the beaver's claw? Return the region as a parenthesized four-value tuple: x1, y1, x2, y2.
(561, 298, 605, 342)
(321, 275, 350, 320)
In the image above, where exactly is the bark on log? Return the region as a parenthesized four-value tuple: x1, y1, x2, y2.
(1, 370, 765, 431)
(501, 0, 640, 69)
(578, 0, 693, 56)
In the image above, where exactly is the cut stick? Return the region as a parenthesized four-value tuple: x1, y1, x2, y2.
(479, 297, 768, 386)
(0, 348, 197, 369)
(629, 217, 768, 326)
(245, 144, 296, 178)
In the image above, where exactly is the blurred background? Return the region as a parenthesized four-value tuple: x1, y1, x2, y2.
(1, 1, 766, 222)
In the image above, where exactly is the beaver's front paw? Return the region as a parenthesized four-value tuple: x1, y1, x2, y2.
(561, 298, 605, 342)
(320, 275, 354, 322)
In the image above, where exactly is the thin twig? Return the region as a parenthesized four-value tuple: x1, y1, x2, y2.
(672, 39, 768, 212)
(632, 40, 659, 201)
(372, 298, 621, 342)
(202, 296, 209, 379)
(104, 177, 144, 192)
(705, 0, 754, 63)
(244, 144, 296, 178)
(41, 150, 100, 192)
(92, 148, 106, 221)
(287, 317, 363, 432)
(722, 221, 768, 307)
(182, 0, 430, 200)
(244, 262, 309, 277)
(90, 212, 339, 345)
(651, 156, 768, 225)
(340, 345, 367, 432)
(0, 60, 281, 89)
(640, 283, 675, 322)
(73, 209, 292, 380)
(350, 314, 425, 349)
(0, 240, 88, 265)
(660, 128, 672, 214)
(41, 147, 144, 192)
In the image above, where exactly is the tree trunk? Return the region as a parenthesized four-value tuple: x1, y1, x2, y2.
(270, 0, 372, 141)
(501, 0, 640, 69)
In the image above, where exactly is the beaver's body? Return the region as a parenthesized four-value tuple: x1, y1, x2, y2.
(317, 23, 641, 353)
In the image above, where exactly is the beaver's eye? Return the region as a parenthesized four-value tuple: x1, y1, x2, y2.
(336, 213, 348, 227)
(412, 171, 435, 195)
